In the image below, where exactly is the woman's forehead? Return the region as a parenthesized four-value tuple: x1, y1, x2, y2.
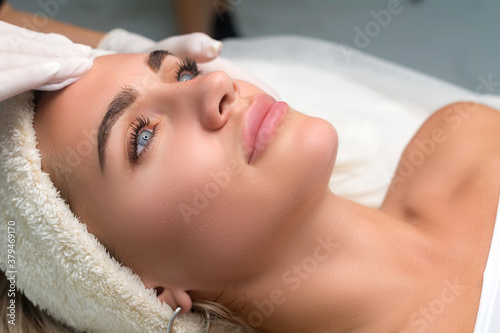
(36, 55, 148, 136)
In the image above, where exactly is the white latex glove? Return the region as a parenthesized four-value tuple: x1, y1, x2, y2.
(97, 28, 222, 63)
(0, 21, 95, 102)
(98, 29, 279, 98)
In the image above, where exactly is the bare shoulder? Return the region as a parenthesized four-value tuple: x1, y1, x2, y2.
(382, 102, 500, 333)
(381, 102, 500, 225)
(382, 101, 500, 282)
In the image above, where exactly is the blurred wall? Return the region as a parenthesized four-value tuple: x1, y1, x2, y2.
(9, 0, 500, 92)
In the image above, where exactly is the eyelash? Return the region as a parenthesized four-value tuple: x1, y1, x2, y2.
(128, 58, 199, 163)
(129, 115, 158, 163)
(175, 57, 200, 81)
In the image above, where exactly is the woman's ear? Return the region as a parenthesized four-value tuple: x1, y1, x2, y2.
(172, 288, 193, 314)
(153, 286, 192, 313)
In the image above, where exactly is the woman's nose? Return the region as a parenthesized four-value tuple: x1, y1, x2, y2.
(186, 71, 237, 130)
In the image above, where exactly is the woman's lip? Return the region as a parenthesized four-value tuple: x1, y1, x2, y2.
(242, 94, 289, 164)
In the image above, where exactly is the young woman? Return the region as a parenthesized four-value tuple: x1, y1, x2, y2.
(2, 50, 500, 332)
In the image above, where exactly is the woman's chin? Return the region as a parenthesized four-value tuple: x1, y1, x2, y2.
(260, 109, 338, 198)
(294, 112, 338, 186)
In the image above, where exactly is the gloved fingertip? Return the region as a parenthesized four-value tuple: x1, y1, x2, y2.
(82, 57, 94, 72)
(91, 49, 116, 57)
(72, 43, 93, 56)
(69, 57, 94, 77)
(205, 40, 223, 58)
(36, 62, 61, 79)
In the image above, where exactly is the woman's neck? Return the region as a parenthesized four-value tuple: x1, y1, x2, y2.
(231, 188, 455, 333)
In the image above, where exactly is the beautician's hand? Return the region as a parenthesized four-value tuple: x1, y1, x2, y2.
(98, 29, 279, 98)
(0, 21, 94, 102)
(97, 29, 222, 63)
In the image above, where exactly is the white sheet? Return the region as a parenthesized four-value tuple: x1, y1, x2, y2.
(474, 196, 500, 332)
(222, 35, 500, 207)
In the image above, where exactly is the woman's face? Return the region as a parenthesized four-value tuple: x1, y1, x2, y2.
(34, 52, 338, 305)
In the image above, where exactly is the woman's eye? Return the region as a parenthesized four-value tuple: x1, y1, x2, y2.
(178, 72, 194, 82)
(137, 129, 153, 155)
(175, 57, 200, 82)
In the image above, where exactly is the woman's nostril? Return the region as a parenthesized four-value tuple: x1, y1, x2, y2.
(219, 95, 227, 115)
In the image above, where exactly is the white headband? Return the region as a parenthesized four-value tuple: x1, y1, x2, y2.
(0, 92, 241, 332)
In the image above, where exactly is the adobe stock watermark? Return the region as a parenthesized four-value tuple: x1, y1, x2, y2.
(341, 0, 404, 63)
(5, 220, 17, 326)
(247, 235, 340, 328)
(19, 0, 71, 33)
(401, 277, 467, 333)
(178, 155, 241, 224)
(4, 0, 74, 73)
(49, 127, 98, 177)
(385, 124, 448, 191)
(46, 76, 165, 177)
(385, 73, 500, 192)
(178, 103, 293, 225)
(5, 0, 73, 52)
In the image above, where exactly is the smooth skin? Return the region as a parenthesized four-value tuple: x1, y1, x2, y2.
(33, 53, 500, 332)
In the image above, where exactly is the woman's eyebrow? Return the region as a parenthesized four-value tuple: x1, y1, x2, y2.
(97, 86, 138, 172)
(147, 50, 171, 72)
(97, 50, 171, 173)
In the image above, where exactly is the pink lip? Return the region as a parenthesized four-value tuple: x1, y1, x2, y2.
(243, 94, 289, 164)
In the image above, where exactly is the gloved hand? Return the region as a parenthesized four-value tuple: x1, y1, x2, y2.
(98, 28, 222, 63)
(98, 29, 279, 99)
(0, 21, 95, 102)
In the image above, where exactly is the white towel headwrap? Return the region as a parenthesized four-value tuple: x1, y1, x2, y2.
(0, 92, 242, 332)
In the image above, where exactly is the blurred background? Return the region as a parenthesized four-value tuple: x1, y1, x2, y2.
(8, 0, 500, 92)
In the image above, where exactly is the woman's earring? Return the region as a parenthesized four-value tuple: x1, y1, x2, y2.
(166, 307, 211, 333)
